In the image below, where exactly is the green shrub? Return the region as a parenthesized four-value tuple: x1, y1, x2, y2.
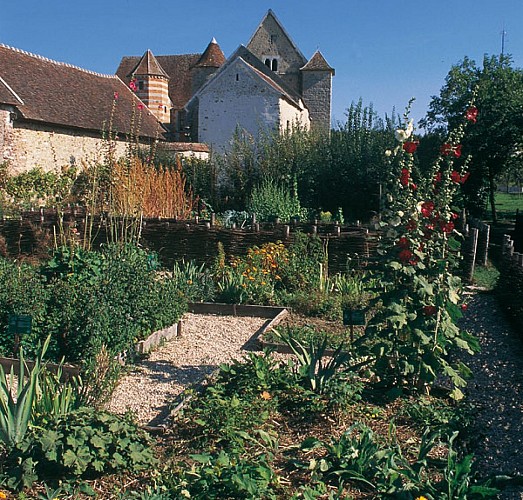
(0, 258, 49, 357)
(248, 177, 303, 223)
(43, 244, 187, 361)
(173, 451, 279, 499)
(2, 408, 156, 489)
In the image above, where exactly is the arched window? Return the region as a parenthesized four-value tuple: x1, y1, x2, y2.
(271, 59, 278, 71)
(264, 58, 271, 68)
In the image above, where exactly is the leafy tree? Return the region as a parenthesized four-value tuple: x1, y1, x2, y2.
(421, 54, 523, 222)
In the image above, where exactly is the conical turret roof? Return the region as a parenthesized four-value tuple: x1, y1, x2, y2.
(194, 38, 225, 68)
(300, 50, 335, 75)
(128, 49, 169, 78)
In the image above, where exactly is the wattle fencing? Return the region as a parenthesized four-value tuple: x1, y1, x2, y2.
(0, 209, 378, 275)
(498, 233, 523, 332)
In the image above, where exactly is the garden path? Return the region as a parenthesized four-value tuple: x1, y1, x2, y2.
(460, 292, 523, 499)
(106, 313, 269, 426)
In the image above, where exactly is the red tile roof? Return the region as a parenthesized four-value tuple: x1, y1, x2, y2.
(117, 53, 201, 110)
(0, 44, 164, 139)
(194, 39, 225, 68)
(128, 49, 169, 78)
(160, 142, 210, 153)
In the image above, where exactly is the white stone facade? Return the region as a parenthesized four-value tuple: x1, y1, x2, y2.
(197, 58, 309, 150)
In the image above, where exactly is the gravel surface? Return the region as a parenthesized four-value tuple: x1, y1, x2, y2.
(106, 313, 269, 425)
(460, 292, 523, 499)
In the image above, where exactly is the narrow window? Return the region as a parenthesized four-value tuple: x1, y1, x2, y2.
(272, 59, 278, 71)
(236, 73, 239, 81)
(138, 81, 144, 90)
(264, 58, 271, 68)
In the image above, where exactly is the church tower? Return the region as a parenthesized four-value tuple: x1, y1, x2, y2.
(300, 51, 335, 132)
(246, 9, 307, 95)
(128, 49, 172, 125)
(191, 38, 225, 95)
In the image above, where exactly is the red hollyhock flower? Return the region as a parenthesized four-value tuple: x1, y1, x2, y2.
(423, 305, 437, 316)
(113, 91, 119, 100)
(400, 168, 410, 186)
(451, 212, 459, 220)
(421, 201, 435, 218)
(129, 79, 138, 92)
(451, 171, 461, 183)
(398, 249, 413, 263)
(451, 171, 470, 184)
(466, 106, 478, 123)
(397, 237, 410, 248)
(137, 103, 145, 110)
(441, 143, 462, 158)
(442, 221, 455, 233)
(434, 172, 442, 183)
(402, 141, 419, 154)
(461, 303, 468, 312)
(406, 219, 417, 231)
(441, 143, 452, 156)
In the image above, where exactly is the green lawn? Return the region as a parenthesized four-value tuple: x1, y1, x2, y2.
(494, 191, 523, 221)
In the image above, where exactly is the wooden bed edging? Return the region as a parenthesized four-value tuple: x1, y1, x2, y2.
(188, 302, 288, 318)
(135, 321, 182, 355)
(0, 357, 80, 380)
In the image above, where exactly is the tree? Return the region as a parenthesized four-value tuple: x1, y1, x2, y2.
(421, 55, 523, 222)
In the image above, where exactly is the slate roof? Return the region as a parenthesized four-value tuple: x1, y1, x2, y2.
(194, 39, 226, 68)
(128, 49, 169, 78)
(301, 50, 335, 75)
(0, 44, 163, 138)
(117, 53, 201, 110)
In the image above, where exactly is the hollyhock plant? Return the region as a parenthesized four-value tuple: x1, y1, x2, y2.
(400, 168, 410, 186)
(466, 106, 478, 123)
(402, 141, 419, 154)
(360, 100, 480, 399)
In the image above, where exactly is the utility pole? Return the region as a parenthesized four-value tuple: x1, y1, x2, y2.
(501, 25, 507, 56)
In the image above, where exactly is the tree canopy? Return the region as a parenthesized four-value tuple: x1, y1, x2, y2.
(421, 54, 523, 221)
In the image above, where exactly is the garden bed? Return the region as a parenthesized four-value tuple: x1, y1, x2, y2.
(259, 311, 366, 355)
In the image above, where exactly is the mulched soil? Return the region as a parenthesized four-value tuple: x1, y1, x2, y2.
(460, 291, 523, 499)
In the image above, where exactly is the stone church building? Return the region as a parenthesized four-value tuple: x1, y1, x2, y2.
(116, 9, 334, 150)
(0, 10, 333, 172)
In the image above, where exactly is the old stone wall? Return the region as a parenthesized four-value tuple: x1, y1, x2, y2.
(1, 120, 129, 173)
(302, 71, 332, 131)
(0, 109, 11, 162)
(246, 14, 306, 95)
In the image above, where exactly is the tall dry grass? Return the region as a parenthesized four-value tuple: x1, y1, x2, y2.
(111, 157, 194, 219)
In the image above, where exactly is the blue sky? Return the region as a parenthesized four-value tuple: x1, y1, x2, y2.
(1, 0, 522, 127)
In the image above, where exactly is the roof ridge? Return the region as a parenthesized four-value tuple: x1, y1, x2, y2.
(0, 43, 118, 79)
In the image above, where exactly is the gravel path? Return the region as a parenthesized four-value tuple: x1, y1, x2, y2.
(106, 294, 523, 497)
(106, 313, 269, 426)
(460, 292, 523, 499)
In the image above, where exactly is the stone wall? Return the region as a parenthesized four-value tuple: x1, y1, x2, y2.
(1, 119, 130, 173)
(197, 59, 309, 150)
(246, 14, 306, 95)
(279, 99, 310, 133)
(198, 59, 280, 149)
(302, 71, 332, 131)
